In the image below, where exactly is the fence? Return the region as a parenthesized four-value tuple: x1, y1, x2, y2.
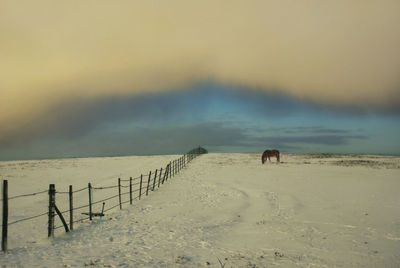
(1, 147, 207, 252)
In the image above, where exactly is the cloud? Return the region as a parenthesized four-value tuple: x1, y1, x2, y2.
(0, 86, 216, 147)
(1, 0, 400, 141)
(252, 134, 367, 146)
(0, 117, 370, 160)
(266, 126, 350, 134)
(0, 84, 365, 148)
(0, 122, 249, 160)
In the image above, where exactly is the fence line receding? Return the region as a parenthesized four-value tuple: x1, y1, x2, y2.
(1, 147, 207, 252)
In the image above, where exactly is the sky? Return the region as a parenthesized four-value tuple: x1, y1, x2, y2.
(1, 0, 399, 160)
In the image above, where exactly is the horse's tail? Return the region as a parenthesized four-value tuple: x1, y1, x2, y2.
(261, 153, 265, 164)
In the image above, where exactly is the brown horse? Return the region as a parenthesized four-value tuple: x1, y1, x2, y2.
(262, 149, 280, 164)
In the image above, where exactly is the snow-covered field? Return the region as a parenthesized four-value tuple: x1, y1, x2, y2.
(1, 153, 399, 267)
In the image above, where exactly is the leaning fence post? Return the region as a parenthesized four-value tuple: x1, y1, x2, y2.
(88, 183, 92, 221)
(146, 171, 152, 196)
(48, 184, 55, 237)
(158, 168, 163, 188)
(169, 161, 172, 179)
(129, 177, 133, 205)
(2, 180, 8, 252)
(162, 165, 168, 184)
(152, 169, 158, 191)
(118, 178, 122, 210)
(69, 185, 73, 230)
(139, 175, 143, 200)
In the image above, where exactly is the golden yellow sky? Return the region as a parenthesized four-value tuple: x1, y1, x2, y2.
(1, 0, 400, 140)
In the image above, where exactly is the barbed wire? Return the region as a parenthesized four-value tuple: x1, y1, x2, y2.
(56, 186, 88, 194)
(1, 150, 204, 248)
(8, 211, 48, 226)
(72, 216, 90, 224)
(71, 203, 91, 211)
(8, 190, 48, 200)
(93, 185, 118, 190)
(121, 199, 132, 205)
(119, 176, 141, 182)
(92, 194, 120, 205)
(103, 203, 121, 212)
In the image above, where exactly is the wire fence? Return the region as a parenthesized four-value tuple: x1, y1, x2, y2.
(1, 147, 207, 252)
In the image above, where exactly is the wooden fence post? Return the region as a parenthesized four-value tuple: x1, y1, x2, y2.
(88, 183, 92, 221)
(162, 165, 168, 184)
(146, 171, 152, 196)
(158, 168, 163, 188)
(54, 205, 69, 233)
(129, 177, 132, 205)
(2, 180, 8, 252)
(169, 161, 172, 179)
(118, 178, 122, 210)
(48, 184, 55, 237)
(69, 185, 73, 230)
(152, 169, 158, 191)
(139, 175, 143, 200)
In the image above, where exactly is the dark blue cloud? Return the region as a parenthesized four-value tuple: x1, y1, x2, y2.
(0, 122, 370, 160)
(251, 134, 368, 146)
(0, 83, 321, 147)
(0, 81, 399, 160)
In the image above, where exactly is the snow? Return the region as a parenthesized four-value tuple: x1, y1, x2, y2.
(1, 153, 399, 267)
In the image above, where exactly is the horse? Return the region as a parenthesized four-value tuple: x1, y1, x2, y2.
(262, 149, 280, 164)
